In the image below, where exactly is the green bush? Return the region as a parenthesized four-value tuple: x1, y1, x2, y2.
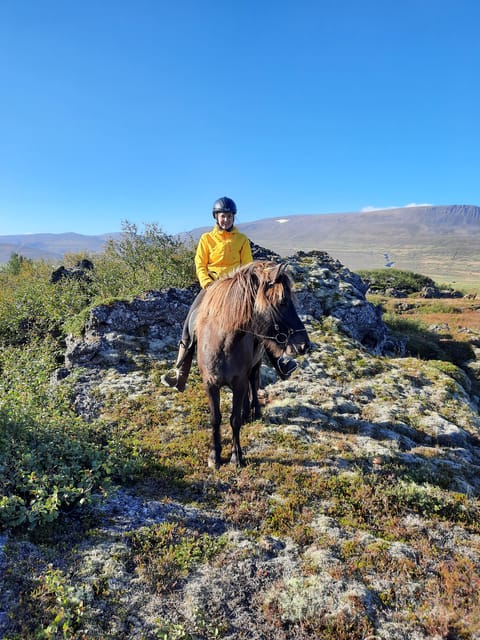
(357, 268, 435, 294)
(0, 252, 33, 275)
(0, 262, 90, 347)
(0, 223, 196, 348)
(0, 340, 140, 530)
(91, 221, 196, 300)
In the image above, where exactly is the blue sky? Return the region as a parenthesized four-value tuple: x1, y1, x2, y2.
(1, 0, 479, 236)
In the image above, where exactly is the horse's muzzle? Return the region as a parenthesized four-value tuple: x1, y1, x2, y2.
(287, 337, 310, 356)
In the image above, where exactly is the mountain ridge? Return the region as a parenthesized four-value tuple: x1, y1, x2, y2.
(190, 204, 480, 283)
(0, 232, 120, 263)
(1, 205, 479, 282)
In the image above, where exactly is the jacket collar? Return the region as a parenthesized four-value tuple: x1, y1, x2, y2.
(213, 224, 237, 235)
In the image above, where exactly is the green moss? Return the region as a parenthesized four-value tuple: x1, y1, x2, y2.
(128, 521, 228, 593)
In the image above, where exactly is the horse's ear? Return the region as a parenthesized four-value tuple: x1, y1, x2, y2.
(268, 262, 287, 282)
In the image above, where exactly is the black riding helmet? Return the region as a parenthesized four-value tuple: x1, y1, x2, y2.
(212, 196, 237, 218)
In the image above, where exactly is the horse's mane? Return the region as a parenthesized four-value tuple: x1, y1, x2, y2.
(197, 261, 292, 333)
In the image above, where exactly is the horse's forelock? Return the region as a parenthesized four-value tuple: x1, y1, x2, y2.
(255, 264, 292, 313)
(197, 261, 293, 332)
(198, 264, 258, 332)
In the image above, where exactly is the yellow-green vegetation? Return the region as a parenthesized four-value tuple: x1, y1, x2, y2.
(0, 339, 145, 530)
(1, 254, 480, 639)
(357, 267, 435, 293)
(0, 221, 196, 346)
(0, 223, 196, 530)
(128, 521, 228, 593)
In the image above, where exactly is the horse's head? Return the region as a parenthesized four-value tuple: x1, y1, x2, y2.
(254, 262, 310, 358)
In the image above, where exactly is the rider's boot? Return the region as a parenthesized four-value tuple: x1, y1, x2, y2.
(161, 341, 194, 392)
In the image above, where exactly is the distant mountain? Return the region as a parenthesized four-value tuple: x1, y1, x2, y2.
(0, 232, 120, 264)
(2, 205, 479, 284)
(232, 204, 480, 284)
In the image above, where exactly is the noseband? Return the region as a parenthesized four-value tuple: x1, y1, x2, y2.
(241, 324, 304, 345)
(269, 325, 295, 345)
(239, 273, 304, 346)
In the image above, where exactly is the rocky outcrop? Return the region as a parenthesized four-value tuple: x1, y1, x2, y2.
(64, 250, 398, 373)
(65, 247, 401, 372)
(58, 251, 404, 419)
(50, 259, 95, 284)
(63, 285, 198, 372)
(290, 251, 398, 354)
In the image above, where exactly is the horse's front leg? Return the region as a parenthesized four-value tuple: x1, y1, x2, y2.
(207, 385, 222, 469)
(249, 362, 262, 420)
(241, 363, 262, 423)
(230, 381, 248, 467)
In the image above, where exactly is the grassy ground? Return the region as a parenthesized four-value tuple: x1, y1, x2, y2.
(1, 296, 480, 639)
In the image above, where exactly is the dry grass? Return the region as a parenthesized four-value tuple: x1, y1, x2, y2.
(376, 295, 480, 337)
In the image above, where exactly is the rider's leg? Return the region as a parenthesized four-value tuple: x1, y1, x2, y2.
(161, 290, 204, 392)
(161, 339, 194, 391)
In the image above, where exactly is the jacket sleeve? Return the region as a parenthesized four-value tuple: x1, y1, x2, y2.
(194, 235, 215, 288)
(241, 237, 253, 265)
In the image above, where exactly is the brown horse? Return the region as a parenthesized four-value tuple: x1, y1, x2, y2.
(195, 261, 310, 469)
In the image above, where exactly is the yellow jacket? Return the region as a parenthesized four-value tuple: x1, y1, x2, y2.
(194, 225, 253, 289)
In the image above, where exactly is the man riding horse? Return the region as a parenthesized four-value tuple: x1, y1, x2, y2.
(161, 196, 297, 391)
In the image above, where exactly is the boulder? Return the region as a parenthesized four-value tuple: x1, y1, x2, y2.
(288, 251, 401, 355)
(50, 259, 94, 284)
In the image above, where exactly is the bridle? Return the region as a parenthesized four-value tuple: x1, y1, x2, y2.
(237, 271, 305, 347)
(239, 323, 305, 347)
(239, 325, 289, 344)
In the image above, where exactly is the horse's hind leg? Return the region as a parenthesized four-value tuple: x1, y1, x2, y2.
(207, 385, 222, 469)
(230, 382, 248, 467)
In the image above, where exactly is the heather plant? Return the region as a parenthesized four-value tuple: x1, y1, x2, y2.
(128, 521, 228, 593)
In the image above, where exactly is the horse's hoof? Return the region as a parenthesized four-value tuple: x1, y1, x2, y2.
(230, 456, 246, 468)
(208, 454, 221, 470)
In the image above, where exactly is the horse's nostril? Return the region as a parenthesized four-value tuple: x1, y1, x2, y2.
(287, 340, 310, 356)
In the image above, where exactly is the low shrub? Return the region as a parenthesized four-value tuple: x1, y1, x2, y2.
(358, 268, 435, 294)
(0, 222, 196, 349)
(128, 521, 228, 593)
(91, 221, 196, 300)
(0, 340, 140, 531)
